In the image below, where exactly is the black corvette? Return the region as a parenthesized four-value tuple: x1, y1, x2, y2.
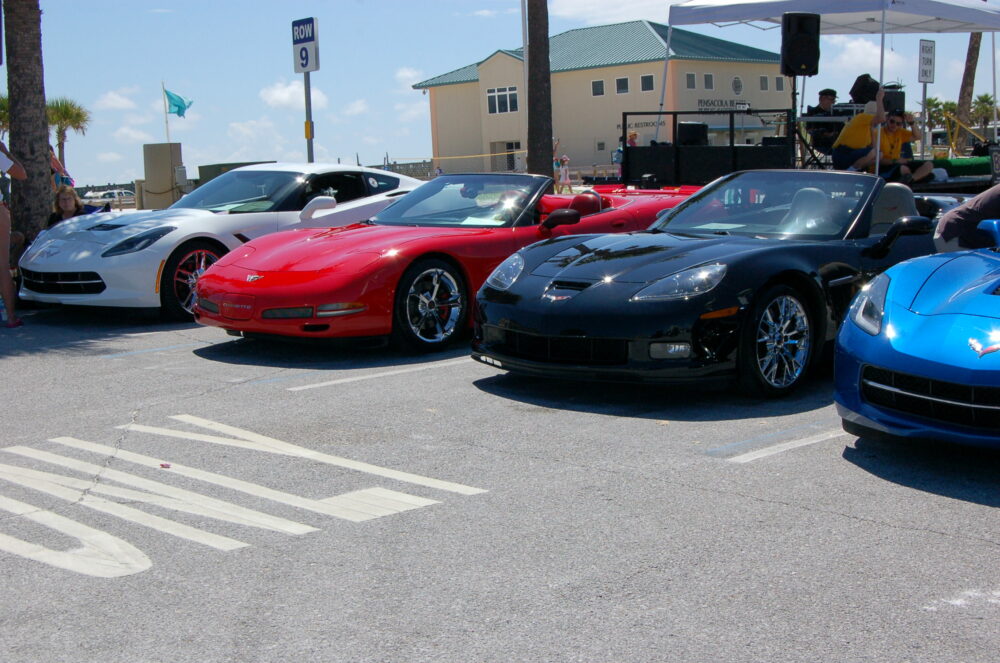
(472, 170, 968, 396)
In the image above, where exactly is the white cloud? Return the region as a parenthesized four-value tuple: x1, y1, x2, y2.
(394, 100, 428, 123)
(97, 152, 122, 163)
(473, 9, 498, 18)
(549, 0, 670, 25)
(260, 80, 328, 110)
(826, 35, 907, 82)
(395, 67, 425, 93)
(343, 99, 369, 116)
(94, 89, 137, 110)
(114, 126, 154, 143)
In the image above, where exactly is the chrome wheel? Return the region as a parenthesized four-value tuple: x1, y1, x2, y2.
(402, 266, 464, 344)
(172, 248, 219, 314)
(752, 293, 811, 389)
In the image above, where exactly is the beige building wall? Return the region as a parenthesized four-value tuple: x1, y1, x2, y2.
(426, 56, 790, 177)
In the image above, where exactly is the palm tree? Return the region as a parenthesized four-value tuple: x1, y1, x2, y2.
(525, 0, 553, 186)
(4, 0, 51, 239)
(971, 93, 997, 134)
(0, 95, 8, 140)
(47, 97, 90, 170)
(919, 97, 944, 130)
(955, 33, 982, 150)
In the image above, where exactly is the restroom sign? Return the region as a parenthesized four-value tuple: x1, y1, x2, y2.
(918, 40, 934, 84)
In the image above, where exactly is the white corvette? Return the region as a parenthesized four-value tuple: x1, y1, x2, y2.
(19, 162, 421, 317)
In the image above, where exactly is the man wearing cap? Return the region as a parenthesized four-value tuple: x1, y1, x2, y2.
(804, 88, 841, 155)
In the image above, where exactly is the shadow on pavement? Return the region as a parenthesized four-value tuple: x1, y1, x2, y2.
(0, 304, 193, 359)
(470, 369, 834, 423)
(843, 436, 1000, 507)
(192, 335, 470, 370)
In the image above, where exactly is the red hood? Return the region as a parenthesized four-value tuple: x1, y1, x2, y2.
(225, 223, 496, 273)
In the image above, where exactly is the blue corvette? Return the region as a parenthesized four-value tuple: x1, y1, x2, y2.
(835, 220, 1000, 448)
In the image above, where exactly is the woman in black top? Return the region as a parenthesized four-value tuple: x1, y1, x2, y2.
(48, 185, 85, 228)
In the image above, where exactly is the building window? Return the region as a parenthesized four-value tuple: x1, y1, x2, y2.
(759, 76, 769, 91)
(487, 86, 518, 114)
(703, 73, 715, 90)
(596, 141, 606, 151)
(685, 73, 696, 89)
(616, 77, 629, 94)
(775, 77, 785, 92)
(641, 74, 654, 92)
(592, 80, 605, 96)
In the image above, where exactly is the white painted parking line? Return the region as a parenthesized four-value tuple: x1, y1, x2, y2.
(321, 487, 439, 517)
(728, 429, 847, 463)
(50, 437, 387, 523)
(3, 445, 317, 535)
(0, 494, 151, 578)
(117, 414, 487, 495)
(287, 358, 469, 392)
(0, 463, 247, 550)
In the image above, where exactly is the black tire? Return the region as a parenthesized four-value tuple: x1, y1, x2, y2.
(391, 258, 468, 352)
(160, 240, 224, 320)
(738, 284, 815, 398)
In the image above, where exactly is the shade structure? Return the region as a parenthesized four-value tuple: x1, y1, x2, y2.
(667, 0, 1000, 34)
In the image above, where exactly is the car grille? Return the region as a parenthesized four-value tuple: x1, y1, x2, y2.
(484, 326, 628, 365)
(21, 268, 106, 295)
(861, 365, 1000, 429)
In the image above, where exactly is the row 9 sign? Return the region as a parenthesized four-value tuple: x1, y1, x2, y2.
(293, 17, 319, 73)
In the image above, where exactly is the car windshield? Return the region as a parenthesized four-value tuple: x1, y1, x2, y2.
(652, 171, 879, 239)
(170, 170, 303, 214)
(371, 174, 545, 228)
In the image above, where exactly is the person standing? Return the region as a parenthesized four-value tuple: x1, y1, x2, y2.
(557, 155, 573, 194)
(0, 141, 27, 328)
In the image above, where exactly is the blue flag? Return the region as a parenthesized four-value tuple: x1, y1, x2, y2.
(164, 89, 193, 117)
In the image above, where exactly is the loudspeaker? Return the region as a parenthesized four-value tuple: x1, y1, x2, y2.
(883, 87, 905, 113)
(781, 13, 820, 77)
(677, 122, 708, 146)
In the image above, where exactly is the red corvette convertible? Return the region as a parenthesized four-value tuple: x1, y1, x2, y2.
(194, 173, 696, 350)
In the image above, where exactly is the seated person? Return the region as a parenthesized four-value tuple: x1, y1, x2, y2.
(831, 88, 885, 171)
(804, 88, 840, 155)
(875, 109, 933, 185)
(48, 185, 87, 228)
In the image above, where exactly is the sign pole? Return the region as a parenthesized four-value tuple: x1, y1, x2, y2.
(304, 71, 314, 163)
(292, 17, 319, 163)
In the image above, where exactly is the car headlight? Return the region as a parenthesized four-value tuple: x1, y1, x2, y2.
(101, 226, 176, 257)
(485, 252, 524, 291)
(849, 272, 890, 336)
(630, 263, 727, 302)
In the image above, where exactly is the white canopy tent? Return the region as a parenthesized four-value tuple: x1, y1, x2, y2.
(658, 0, 1000, 156)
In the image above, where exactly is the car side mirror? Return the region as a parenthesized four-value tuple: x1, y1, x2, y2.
(541, 208, 581, 230)
(863, 215, 933, 259)
(976, 219, 1000, 247)
(299, 195, 338, 221)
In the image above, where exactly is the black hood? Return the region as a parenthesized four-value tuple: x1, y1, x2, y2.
(529, 232, 770, 284)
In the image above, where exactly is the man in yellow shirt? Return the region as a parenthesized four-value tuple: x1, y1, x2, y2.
(875, 109, 934, 185)
(831, 87, 885, 171)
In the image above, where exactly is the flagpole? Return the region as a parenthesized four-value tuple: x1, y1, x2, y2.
(161, 81, 171, 143)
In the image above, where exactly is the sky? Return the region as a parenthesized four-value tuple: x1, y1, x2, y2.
(4, 0, 1000, 187)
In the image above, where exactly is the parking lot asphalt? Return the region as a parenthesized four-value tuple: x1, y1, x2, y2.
(2, 304, 998, 662)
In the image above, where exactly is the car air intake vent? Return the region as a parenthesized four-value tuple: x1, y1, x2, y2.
(861, 364, 1000, 429)
(87, 223, 126, 231)
(548, 280, 592, 292)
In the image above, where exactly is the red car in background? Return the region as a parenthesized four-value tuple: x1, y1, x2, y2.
(194, 173, 696, 351)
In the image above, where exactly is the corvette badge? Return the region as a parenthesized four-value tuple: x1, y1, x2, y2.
(969, 337, 1000, 358)
(246, 274, 264, 282)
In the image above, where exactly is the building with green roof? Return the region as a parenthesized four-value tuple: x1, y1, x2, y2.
(413, 20, 787, 177)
